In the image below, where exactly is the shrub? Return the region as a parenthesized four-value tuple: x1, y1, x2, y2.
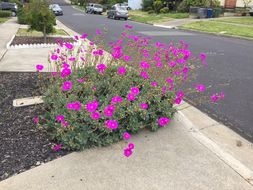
(0, 10, 12, 17)
(177, 0, 189, 12)
(153, 0, 164, 14)
(142, 0, 153, 11)
(147, 10, 155, 14)
(17, 7, 28, 24)
(160, 7, 170, 14)
(36, 25, 224, 154)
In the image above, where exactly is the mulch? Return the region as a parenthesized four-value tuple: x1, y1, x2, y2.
(10, 36, 75, 46)
(0, 72, 71, 182)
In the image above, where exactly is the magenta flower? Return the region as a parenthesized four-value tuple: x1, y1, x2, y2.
(62, 81, 72, 91)
(65, 42, 73, 50)
(104, 107, 114, 117)
(67, 101, 81, 111)
(96, 64, 107, 74)
(166, 78, 173, 84)
(124, 148, 133, 157)
(80, 33, 88, 39)
(51, 72, 57, 77)
(177, 91, 184, 98)
(33, 117, 39, 124)
(123, 132, 131, 140)
(56, 115, 65, 122)
(51, 54, 58, 61)
(128, 143, 135, 149)
(105, 120, 118, 130)
(211, 94, 219, 102)
(96, 29, 102, 35)
(36, 64, 44, 71)
(62, 121, 69, 127)
(89, 42, 94, 46)
(174, 97, 182, 104)
(91, 112, 101, 120)
(111, 96, 123, 104)
(127, 93, 136, 101)
(200, 53, 206, 60)
(155, 62, 163, 68)
(196, 84, 205, 92)
(169, 61, 176, 67)
(53, 144, 62, 151)
(131, 87, 140, 95)
(123, 55, 131, 62)
(150, 81, 158, 87)
(140, 61, 150, 69)
(61, 68, 72, 78)
(117, 66, 127, 75)
(158, 117, 170, 126)
(68, 57, 76, 61)
(220, 92, 225, 100)
(140, 103, 149, 110)
(140, 71, 149, 79)
(86, 100, 99, 113)
(77, 79, 85, 83)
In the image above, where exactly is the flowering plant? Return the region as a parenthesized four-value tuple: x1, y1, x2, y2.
(36, 25, 223, 156)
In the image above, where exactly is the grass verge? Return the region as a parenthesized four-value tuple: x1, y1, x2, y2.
(0, 17, 9, 23)
(16, 28, 68, 37)
(180, 20, 253, 39)
(129, 10, 189, 24)
(215, 17, 253, 25)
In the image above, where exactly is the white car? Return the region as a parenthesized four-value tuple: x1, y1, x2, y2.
(86, 3, 103, 14)
(49, 4, 63, 16)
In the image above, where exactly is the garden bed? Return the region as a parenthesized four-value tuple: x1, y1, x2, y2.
(0, 72, 71, 182)
(10, 36, 75, 46)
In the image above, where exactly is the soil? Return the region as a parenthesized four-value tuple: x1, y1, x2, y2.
(10, 36, 75, 46)
(0, 72, 71, 182)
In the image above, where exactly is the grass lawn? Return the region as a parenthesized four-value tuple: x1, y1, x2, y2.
(180, 20, 253, 39)
(129, 10, 189, 24)
(16, 28, 68, 36)
(0, 17, 10, 24)
(216, 17, 253, 25)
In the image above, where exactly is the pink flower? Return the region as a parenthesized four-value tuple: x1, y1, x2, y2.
(36, 64, 44, 71)
(177, 91, 184, 98)
(220, 92, 225, 100)
(150, 81, 158, 87)
(65, 42, 73, 50)
(140, 61, 150, 69)
(56, 115, 65, 122)
(96, 29, 102, 35)
(62, 121, 69, 127)
(51, 54, 58, 61)
(124, 148, 132, 157)
(117, 66, 126, 75)
(80, 33, 88, 39)
(140, 71, 149, 79)
(67, 101, 81, 111)
(111, 96, 123, 104)
(211, 94, 219, 102)
(124, 24, 133, 29)
(123, 132, 131, 140)
(140, 103, 149, 109)
(123, 55, 131, 62)
(33, 117, 39, 124)
(86, 100, 99, 113)
(169, 61, 176, 67)
(62, 81, 72, 91)
(158, 117, 170, 126)
(166, 78, 173, 84)
(89, 42, 94, 46)
(200, 53, 206, 60)
(96, 64, 107, 74)
(68, 57, 76, 61)
(104, 105, 115, 117)
(61, 68, 72, 78)
(130, 87, 140, 95)
(128, 143, 135, 149)
(77, 79, 85, 83)
(105, 120, 118, 130)
(51, 72, 57, 77)
(127, 93, 136, 101)
(53, 144, 62, 151)
(155, 62, 163, 68)
(174, 97, 182, 104)
(91, 112, 101, 120)
(196, 84, 205, 92)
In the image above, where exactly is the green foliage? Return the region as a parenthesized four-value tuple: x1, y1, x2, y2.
(41, 66, 176, 150)
(142, 0, 154, 11)
(177, 0, 211, 12)
(177, 0, 189, 12)
(211, 0, 221, 7)
(17, 7, 28, 24)
(0, 10, 12, 17)
(26, 0, 56, 41)
(147, 9, 155, 14)
(160, 7, 170, 13)
(153, 0, 164, 13)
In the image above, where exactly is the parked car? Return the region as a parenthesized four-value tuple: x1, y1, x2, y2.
(115, 3, 131, 10)
(0, 2, 17, 16)
(86, 3, 103, 14)
(49, 4, 63, 16)
(107, 5, 128, 20)
(250, 6, 253, 16)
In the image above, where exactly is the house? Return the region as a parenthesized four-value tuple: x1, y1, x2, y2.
(221, 0, 253, 8)
(128, 0, 142, 10)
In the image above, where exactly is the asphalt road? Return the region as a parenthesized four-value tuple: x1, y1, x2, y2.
(53, 1, 253, 142)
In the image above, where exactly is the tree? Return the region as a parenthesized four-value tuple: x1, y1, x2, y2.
(26, 0, 56, 43)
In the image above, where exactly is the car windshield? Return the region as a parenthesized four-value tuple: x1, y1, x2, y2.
(94, 5, 102, 8)
(117, 6, 127, 11)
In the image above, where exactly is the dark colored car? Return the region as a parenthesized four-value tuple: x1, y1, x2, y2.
(49, 4, 63, 16)
(0, 2, 17, 16)
(250, 6, 253, 16)
(107, 5, 128, 20)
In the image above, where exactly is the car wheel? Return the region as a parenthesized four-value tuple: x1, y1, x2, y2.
(125, 18, 128, 21)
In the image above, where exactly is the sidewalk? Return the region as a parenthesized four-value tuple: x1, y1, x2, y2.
(0, 111, 252, 190)
(0, 18, 19, 60)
